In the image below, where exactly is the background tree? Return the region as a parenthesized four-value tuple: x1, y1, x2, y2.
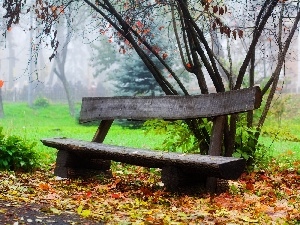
(109, 51, 164, 96)
(90, 37, 117, 78)
(52, 7, 75, 116)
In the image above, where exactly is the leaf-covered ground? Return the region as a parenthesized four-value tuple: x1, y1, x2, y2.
(0, 162, 299, 225)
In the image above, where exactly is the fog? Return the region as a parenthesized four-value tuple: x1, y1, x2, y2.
(0, 24, 111, 104)
(1, 3, 300, 107)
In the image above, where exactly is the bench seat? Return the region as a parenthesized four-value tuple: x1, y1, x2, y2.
(41, 137, 245, 180)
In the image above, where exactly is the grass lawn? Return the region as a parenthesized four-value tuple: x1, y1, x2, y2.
(0, 99, 300, 166)
(0, 102, 300, 163)
(0, 102, 167, 165)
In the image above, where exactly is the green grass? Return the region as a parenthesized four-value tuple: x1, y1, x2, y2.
(0, 102, 166, 166)
(0, 100, 299, 168)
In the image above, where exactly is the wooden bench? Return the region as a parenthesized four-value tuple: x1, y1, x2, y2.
(41, 86, 262, 193)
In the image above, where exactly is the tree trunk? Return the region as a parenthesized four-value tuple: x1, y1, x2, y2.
(53, 8, 75, 117)
(54, 68, 75, 117)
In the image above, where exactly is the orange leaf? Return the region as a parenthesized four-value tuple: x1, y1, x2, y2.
(51, 6, 57, 12)
(162, 53, 168, 60)
(111, 193, 121, 199)
(186, 63, 192, 69)
(0, 80, 4, 88)
(145, 216, 154, 222)
(39, 183, 51, 191)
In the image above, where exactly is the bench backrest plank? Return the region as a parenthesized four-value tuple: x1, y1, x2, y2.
(80, 87, 261, 123)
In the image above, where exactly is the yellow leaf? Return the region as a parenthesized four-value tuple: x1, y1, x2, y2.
(0, 208, 7, 214)
(77, 205, 83, 214)
(240, 216, 258, 223)
(77, 205, 91, 217)
(50, 207, 61, 215)
(81, 209, 91, 217)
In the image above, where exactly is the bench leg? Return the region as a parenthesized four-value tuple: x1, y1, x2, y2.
(207, 116, 226, 193)
(161, 167, 206, 192)
(161, 166, 229, 193)
(54, 150, 112, 179)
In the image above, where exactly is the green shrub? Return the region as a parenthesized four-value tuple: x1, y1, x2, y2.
(143, 119, 209, 153)
(0, 127, 40, 172)
(33, 96, 50, 108)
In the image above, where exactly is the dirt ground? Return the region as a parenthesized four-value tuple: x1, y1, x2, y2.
(0, 200, 102, 225)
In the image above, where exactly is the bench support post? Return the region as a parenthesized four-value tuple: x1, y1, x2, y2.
(54, 150, 111, 178)
(93, 120, 114, 143)
(53, 120, 113, 178)
(206, 116, 226, 193)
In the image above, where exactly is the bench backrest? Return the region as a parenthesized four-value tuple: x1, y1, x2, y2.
(79, 86, 262, 123)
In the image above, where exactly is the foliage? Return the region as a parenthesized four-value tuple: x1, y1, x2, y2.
(233, 125, 259, 161)
(143, 119, 210, 153)
(90, 37, 117, 78)
(268, 94, 291, 126)
(33, 96, 50, 108)
(108, 52, 164, 96)
(0, 162, 299, 224)
(251, 144, 273, 172)
(262, 126, 300, 142)
(0, 127, 40, 172)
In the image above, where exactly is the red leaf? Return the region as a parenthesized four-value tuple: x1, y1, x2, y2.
(0, 80, 4, 88)
(111, 193, 121, 199)
(220, 26, 224, 34)
(204, 4, 209, 11)
(213, 5, 218, 13)
(219, 7, 224, 15)
(232, 30, 237, 40)
(245, 182, 254, 191)
(86, 191, 92, 198)
(238, 29, 243, 38)
(136, 20, 143, 28)
(141, 187, 153, 197)
(212, 22, 216, 30)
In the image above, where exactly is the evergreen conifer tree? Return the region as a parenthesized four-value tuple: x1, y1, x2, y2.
(110, 51, 163, 96)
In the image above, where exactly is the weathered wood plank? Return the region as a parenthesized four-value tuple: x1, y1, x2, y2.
(80, 86, 261, 122)
(41, 138, 246, 180)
